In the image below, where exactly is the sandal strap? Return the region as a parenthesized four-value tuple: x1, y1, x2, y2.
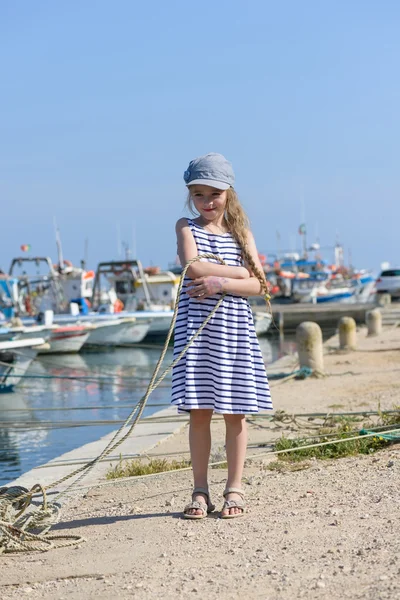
(222, 499, 245, 510)
(223, 487, 245, 499)
(185, 488, 215, 514)
(184, 500, 207, 515)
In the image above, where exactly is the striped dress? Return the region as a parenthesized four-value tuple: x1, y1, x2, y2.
(171, 218, 272, 415)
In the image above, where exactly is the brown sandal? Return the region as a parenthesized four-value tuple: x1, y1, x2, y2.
(183, 487, 215, 520)
(221, 487, 246, 519)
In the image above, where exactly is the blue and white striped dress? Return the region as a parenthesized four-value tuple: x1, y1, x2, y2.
(171, 218, 272, 415)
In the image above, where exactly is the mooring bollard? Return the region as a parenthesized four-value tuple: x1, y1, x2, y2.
(338, 316, 357, 350)
(296, 321, 324, 374)
(366, 308, 382, 336)
(377, 293, 391, 308)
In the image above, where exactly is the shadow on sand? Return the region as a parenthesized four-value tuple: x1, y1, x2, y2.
(53, 509, 221, 530)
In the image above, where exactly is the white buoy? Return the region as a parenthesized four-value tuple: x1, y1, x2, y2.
(296, 321, 324, 375)
(338, 316, 357, 350)
(366, 308, 382, 336)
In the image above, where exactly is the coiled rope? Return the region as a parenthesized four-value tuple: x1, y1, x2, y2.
(0, 253, 238, 553)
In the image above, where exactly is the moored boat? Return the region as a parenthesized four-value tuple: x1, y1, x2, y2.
(0, 324, 52, 343)
(131, 310, 174, 337)
(291, 273, 376, 304)
(0, 323, 92, 354)
(38, 325, 91, 354)
(83, 317, 150, 347)
(117, 319, 154, 345)
(19, 314, 152, 347)
(0, 338, 45, 392)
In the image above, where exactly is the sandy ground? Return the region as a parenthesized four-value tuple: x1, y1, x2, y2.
(1, 324, 400, 599)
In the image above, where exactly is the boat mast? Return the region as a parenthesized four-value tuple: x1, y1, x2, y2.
(82, 237, 89, 270)
(300, 199, 307, 259)
(54, 217, 64, 271)
(276, 230, 281, 260)
(117, 222, 122, 258)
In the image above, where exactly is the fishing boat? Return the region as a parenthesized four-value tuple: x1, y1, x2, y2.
(104, 263, 179, 310)
(0, 324, 52, 343)
(50, 314, 151, 346)
(0, 322, 92, 354)
(4, 257, 157, 345)
(17, 314, 152, 348)
(2, 258, 151, 347)
(38, 325, 92, 354)
(264, 246, 376, 305)
(0, 338, 45, 393)
(291, 272, 376, 304)
(83, 317, 150, 347)
(91, 260, 176, 339)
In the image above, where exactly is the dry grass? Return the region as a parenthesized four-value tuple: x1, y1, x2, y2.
(106, 457, 190, 479)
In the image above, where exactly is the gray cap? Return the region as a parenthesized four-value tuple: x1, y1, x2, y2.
(183, 152, 235, 190)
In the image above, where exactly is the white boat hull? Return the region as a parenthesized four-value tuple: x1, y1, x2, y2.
(147, 314, 173, 335)
(123, 311, 173, 336)
(39, 330, 90, 354)
(0, 338, 45, 392)
(84, 319, 148, 346)
(0, 325, 52, 343)
(25, 310, 170, 341)
(117, 322, 151, 344)
(85, 322, 126, 346)
(45, 314, 150, 347)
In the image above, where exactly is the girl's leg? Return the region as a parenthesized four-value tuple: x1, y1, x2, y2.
(187, 409, 213, 516)
(222, 414, 247, 516)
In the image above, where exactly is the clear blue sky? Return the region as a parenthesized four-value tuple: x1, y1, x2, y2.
(1, 1, 398, 273)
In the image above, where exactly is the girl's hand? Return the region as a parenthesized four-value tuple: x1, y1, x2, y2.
(186, 276, 227, 299)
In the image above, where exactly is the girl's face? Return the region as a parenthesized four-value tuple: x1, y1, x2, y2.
(189, 185, 228, 221)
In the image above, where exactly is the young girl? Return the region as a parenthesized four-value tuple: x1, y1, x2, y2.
(172, 152, 272, 519)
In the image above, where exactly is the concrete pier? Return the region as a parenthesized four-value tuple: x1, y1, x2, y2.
(252, 302, 376, 332)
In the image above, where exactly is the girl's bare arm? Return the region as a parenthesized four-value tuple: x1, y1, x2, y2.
(176, 218, 250, 280)
(186, 230, 267, 298)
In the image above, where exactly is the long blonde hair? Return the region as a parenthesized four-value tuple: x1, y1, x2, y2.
(186, 188, 269, 298)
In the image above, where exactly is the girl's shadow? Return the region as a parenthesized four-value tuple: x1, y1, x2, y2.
(52, 510, 220, 530)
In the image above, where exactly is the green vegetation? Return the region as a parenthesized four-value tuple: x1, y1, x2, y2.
(267, 407, 400, 466)
(378, 404, 400, 426)
(273, 428, 389, 462)
(106, 457, 190, 479)
(106, 407, 399, 479)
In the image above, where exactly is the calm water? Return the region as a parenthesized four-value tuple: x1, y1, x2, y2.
(0, 337, 296, 485)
